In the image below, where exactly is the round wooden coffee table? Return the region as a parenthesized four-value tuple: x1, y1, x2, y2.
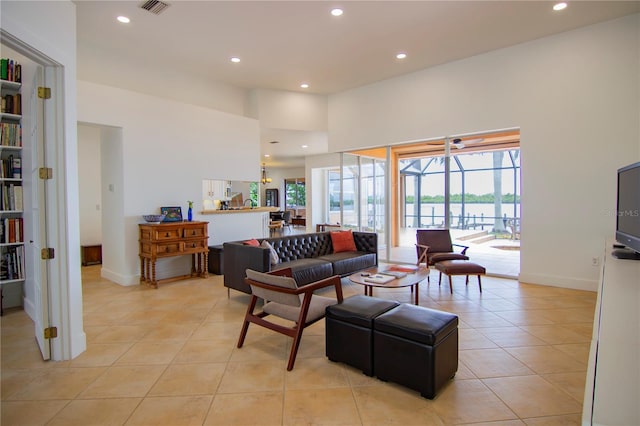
(348, 266, 430, 305)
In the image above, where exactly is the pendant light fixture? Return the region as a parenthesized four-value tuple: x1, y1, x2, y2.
(261, 163, 272, 184)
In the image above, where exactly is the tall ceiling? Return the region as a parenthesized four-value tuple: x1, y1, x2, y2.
(75, 1, 640, 166)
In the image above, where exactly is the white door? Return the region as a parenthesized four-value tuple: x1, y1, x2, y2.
(23, 66, 50, 360)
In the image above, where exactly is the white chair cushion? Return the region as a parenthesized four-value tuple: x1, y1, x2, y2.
(246, 269, 300, 306)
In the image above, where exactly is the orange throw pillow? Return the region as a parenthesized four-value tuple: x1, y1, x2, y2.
(243, 239, 260, 246)
(330, 230, 357, 253)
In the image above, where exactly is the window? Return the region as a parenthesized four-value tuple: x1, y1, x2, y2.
(285, 178, 305, 216)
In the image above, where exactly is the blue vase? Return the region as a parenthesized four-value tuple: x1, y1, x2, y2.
(188, 207, 193, 221)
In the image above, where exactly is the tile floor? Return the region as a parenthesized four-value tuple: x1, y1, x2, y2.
(1, 265, 596, 425)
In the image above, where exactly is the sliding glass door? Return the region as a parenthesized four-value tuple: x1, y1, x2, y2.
(328, 153, 386, 253)
(391, 130, 521, 277)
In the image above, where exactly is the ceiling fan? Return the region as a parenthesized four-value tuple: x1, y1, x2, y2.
(451, 137, 484, 149)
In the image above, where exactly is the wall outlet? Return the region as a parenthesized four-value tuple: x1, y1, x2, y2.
(592, 257, 600, 266)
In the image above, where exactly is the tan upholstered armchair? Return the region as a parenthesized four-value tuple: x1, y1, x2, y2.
(237, 268, 343, 371)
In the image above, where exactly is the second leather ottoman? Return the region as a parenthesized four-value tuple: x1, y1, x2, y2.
(373, 303, 458, 398)
(325, 295, 399, 376)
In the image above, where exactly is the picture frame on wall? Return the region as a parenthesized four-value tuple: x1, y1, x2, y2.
(161, 206, 183, 222)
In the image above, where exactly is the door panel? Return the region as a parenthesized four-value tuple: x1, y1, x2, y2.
(24, 66, 50, 360)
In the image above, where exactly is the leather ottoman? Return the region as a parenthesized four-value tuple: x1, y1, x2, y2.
(373, 303, 458, 399)
(325, 295, 399, 376)
(434, 260, 486, 293)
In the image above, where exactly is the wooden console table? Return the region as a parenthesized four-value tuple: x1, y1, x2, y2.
(138, 221, 209, 288)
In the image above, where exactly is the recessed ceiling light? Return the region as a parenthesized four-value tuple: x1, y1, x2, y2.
(553, 2, 567, 11)
(302, 145, 308, 148)
(230, 57, 241, 63)
(331, 8, 343, 17)
(300, 83, 309, 89)
(396, 52, 407, 59)
(117, 16, 130, 23)
(264, 154, 270, 158)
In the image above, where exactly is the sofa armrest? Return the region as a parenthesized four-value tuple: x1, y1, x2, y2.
(353, 232, 378, 265)
(223, 242, 271, 294)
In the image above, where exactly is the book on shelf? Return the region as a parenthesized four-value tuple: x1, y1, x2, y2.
(8, 184, 14, 210)
(1, 245, 25, 281)
(363, 274, 396, 284)
(1, 123, 22, 146)
(0, 58, 21, 83)
(13, 185, 22, 211)
(0, 59, 7, 81)
(3, 218, 23, 243)
(2, 93, 21, 115)
(12, 157, 21, 179)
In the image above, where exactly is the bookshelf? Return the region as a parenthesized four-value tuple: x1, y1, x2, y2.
(0, 58, 24, 314)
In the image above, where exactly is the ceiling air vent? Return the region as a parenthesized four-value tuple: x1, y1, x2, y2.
(139, 0, 170, 15)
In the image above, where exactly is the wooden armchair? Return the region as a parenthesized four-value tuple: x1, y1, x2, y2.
(238, 268, 344, 371)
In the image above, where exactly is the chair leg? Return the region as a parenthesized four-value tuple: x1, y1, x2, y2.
(237, 318, 250, 349)
(287, 327, 305, 371)
(237, 296, 258, 348)
(465, 275, 469, 286)
(448, 274, 453, 294)
(438, 271, 442, 286)
(478, 275, 482, 293)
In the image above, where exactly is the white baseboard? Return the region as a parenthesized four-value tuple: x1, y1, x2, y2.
(100, 265, 193, 286)
(100, 267, 139, 286)
(518, 272, 598, 292)
(23, 295, 36, 321)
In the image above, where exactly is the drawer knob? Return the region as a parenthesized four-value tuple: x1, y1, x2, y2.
(165, 232, 170, 237)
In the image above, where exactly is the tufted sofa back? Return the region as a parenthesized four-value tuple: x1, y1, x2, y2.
(268, 233, 331, 262)
(223, 231, 378, 295)
(267, 231, 377, 263)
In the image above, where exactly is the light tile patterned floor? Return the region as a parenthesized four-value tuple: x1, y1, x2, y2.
(1, 265, 595, 425)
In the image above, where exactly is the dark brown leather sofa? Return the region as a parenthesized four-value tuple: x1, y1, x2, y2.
(223, 231, 378, 295)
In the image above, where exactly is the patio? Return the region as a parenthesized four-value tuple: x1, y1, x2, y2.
(388, 227, 520, 279)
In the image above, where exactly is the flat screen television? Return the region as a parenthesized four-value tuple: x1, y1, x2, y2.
(613, 161, 640, 260)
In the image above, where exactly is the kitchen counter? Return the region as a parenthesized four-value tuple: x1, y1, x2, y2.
(200, 207, 278, 214)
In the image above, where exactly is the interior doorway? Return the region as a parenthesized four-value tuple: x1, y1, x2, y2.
(1, 30, 67, 360)
(77, 122, 124, 285)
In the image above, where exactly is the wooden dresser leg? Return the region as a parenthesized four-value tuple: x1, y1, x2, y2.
(151, 260, 158, 288)
(139, 257, 145, 283)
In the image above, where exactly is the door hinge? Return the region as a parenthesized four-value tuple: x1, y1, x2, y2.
(44, 326, 57, 339)
(41, 248, 55, 260)
(39, 167, 53, 179)
(38, 86, 51, 99)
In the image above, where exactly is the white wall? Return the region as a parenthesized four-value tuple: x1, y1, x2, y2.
(77, 124, 102, 245)
(328, 14, 640, 291)
(77, 80, 261, 285)
(79, 46, 247, 117)
(99, 126, 126, 283)
(247, 89, 328, 131)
